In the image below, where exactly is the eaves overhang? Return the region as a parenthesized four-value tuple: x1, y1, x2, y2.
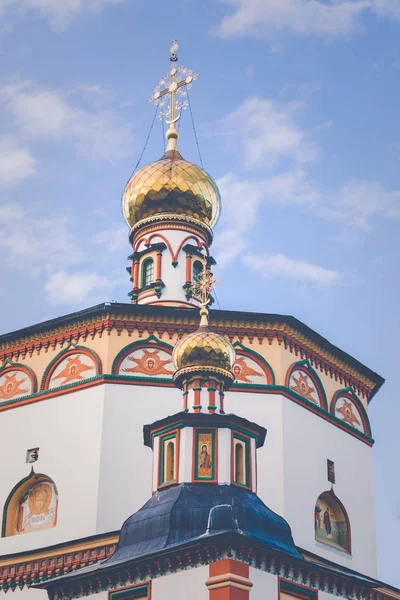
(0, 302, 384, 400)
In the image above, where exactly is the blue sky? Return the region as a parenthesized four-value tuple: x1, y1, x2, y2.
(0, 0, 399, 586)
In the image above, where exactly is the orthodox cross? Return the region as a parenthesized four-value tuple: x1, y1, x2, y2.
(190, 256, 218, 309)
(148, 41, 199, 125)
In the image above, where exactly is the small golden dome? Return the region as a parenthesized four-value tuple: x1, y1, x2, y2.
(122, 149, 221, 230)
(173, 316, 235, 374)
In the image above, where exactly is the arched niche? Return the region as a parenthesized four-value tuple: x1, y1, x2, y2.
(0, 362, 37, 401)
(2, 471, 58, 537)
(330, 388, 371, 436)
(314, 490, 350, 553)
(41, 345, 101, 390)
(232, 343, 275, 386)
(286, 361, 327, 409)
(112, 336, 174, 379)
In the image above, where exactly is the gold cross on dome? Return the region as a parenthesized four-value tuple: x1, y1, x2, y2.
(148, 41, 199, 125)
(190, 256, 218, 309)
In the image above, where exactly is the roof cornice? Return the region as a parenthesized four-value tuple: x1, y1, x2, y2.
(0, 303, 384, 400)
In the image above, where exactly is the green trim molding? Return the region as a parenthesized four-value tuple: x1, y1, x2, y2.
(330, 386, 371, 437)
(233, 432, 251, 488)
(280, 579, 317, 600)
(232, 341, 276, 385)
(109, 584, 149, 600)
(40, 344, 102, 391)
(286, 359, 328, 410)
(111, 335, 173, 375)
(141, 257, 154, 288)
(194, 429, 215, 481)
(0, 375, 374, 446)
(0, 360, 38, 393)
(159, 433, 177, 486)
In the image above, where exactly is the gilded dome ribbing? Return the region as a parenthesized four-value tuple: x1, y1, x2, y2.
(122, 149, 221, 229)
(173, 323, 235, 373)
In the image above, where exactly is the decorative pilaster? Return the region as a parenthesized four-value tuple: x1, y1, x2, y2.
(206, 559, 253, 600)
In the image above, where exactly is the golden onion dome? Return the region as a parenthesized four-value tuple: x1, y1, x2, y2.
(172, 309, 235, 379)
(121, 147, 221, 230)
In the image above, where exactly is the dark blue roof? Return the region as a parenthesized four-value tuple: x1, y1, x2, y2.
(105, 483, 302, 567)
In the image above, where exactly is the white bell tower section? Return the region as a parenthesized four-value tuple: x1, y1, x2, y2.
(122, 41, 220, 308)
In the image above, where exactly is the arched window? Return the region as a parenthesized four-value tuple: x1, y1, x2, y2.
(142, 258, 154, 287)
(232, 434, 250, 488)
(2, 472, 58, 537)
(192, 260, 203, 283)
(166, 442, 175, 482)
(159, 432, 178, 488)
(235, 443, 244, 484)
(314, 491, 350, 553)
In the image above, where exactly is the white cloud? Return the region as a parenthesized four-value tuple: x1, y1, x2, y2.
(0, 81, 133, 161)
(214, 0, 400, 40)
(44, 270, 112, 305)
(373, 0, 400, 18)
(319, 179, 400, 233)
(215, 0, 372, 39)
(0, 136, 36, 187)
(215, 171, 400, 265)
(215, 170, 319, 265)
(4, 0, 125, 32)
(218, 97, 318, 170)
(92, 225, 129, 253)
(0, 202, 81, 267)
(242, 253, 341, 287)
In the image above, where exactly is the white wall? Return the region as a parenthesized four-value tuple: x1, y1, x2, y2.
(227, 391, 285, 516)
(96, 384, 182, 532)
(0, 380, 377, 580)
(281, 397, 377, 576)
(224, 391, 377, 577)
(152, 565, 208, 600)
(250, 568, 278, 600)
(0, 386, 105, 555)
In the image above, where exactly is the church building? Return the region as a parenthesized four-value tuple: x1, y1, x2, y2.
(0, 43, 398, 600)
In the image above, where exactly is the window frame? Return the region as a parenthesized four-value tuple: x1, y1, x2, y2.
(192, 260, 203, 283)
(158, 430, 179, 489)
(231, 431, 252, 490)
(141, 257, 155, 288)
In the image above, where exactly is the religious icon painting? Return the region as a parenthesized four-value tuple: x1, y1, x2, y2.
(0, 368, 33, 401)
(289, 368, 321, 406)
(233, 355, 266, 384)
(118, 347, 174, 379)
(314, 491, 349, 552)
(17, 481, 58, 534)
(334, 397, 363, 432)
(194, 431, 215, 481)
(47, 352, 97, 389)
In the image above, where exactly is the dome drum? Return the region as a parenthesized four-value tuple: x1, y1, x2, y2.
(173, 364, 235, 391)
(172, 316, 236, 412)
(128, 213, 214, 246)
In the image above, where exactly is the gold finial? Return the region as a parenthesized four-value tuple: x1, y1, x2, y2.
(189, 256, 218, 327)
(148, 41, 199, 152)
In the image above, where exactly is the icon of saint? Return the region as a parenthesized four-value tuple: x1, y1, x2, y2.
(199, 444, 211, 469)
